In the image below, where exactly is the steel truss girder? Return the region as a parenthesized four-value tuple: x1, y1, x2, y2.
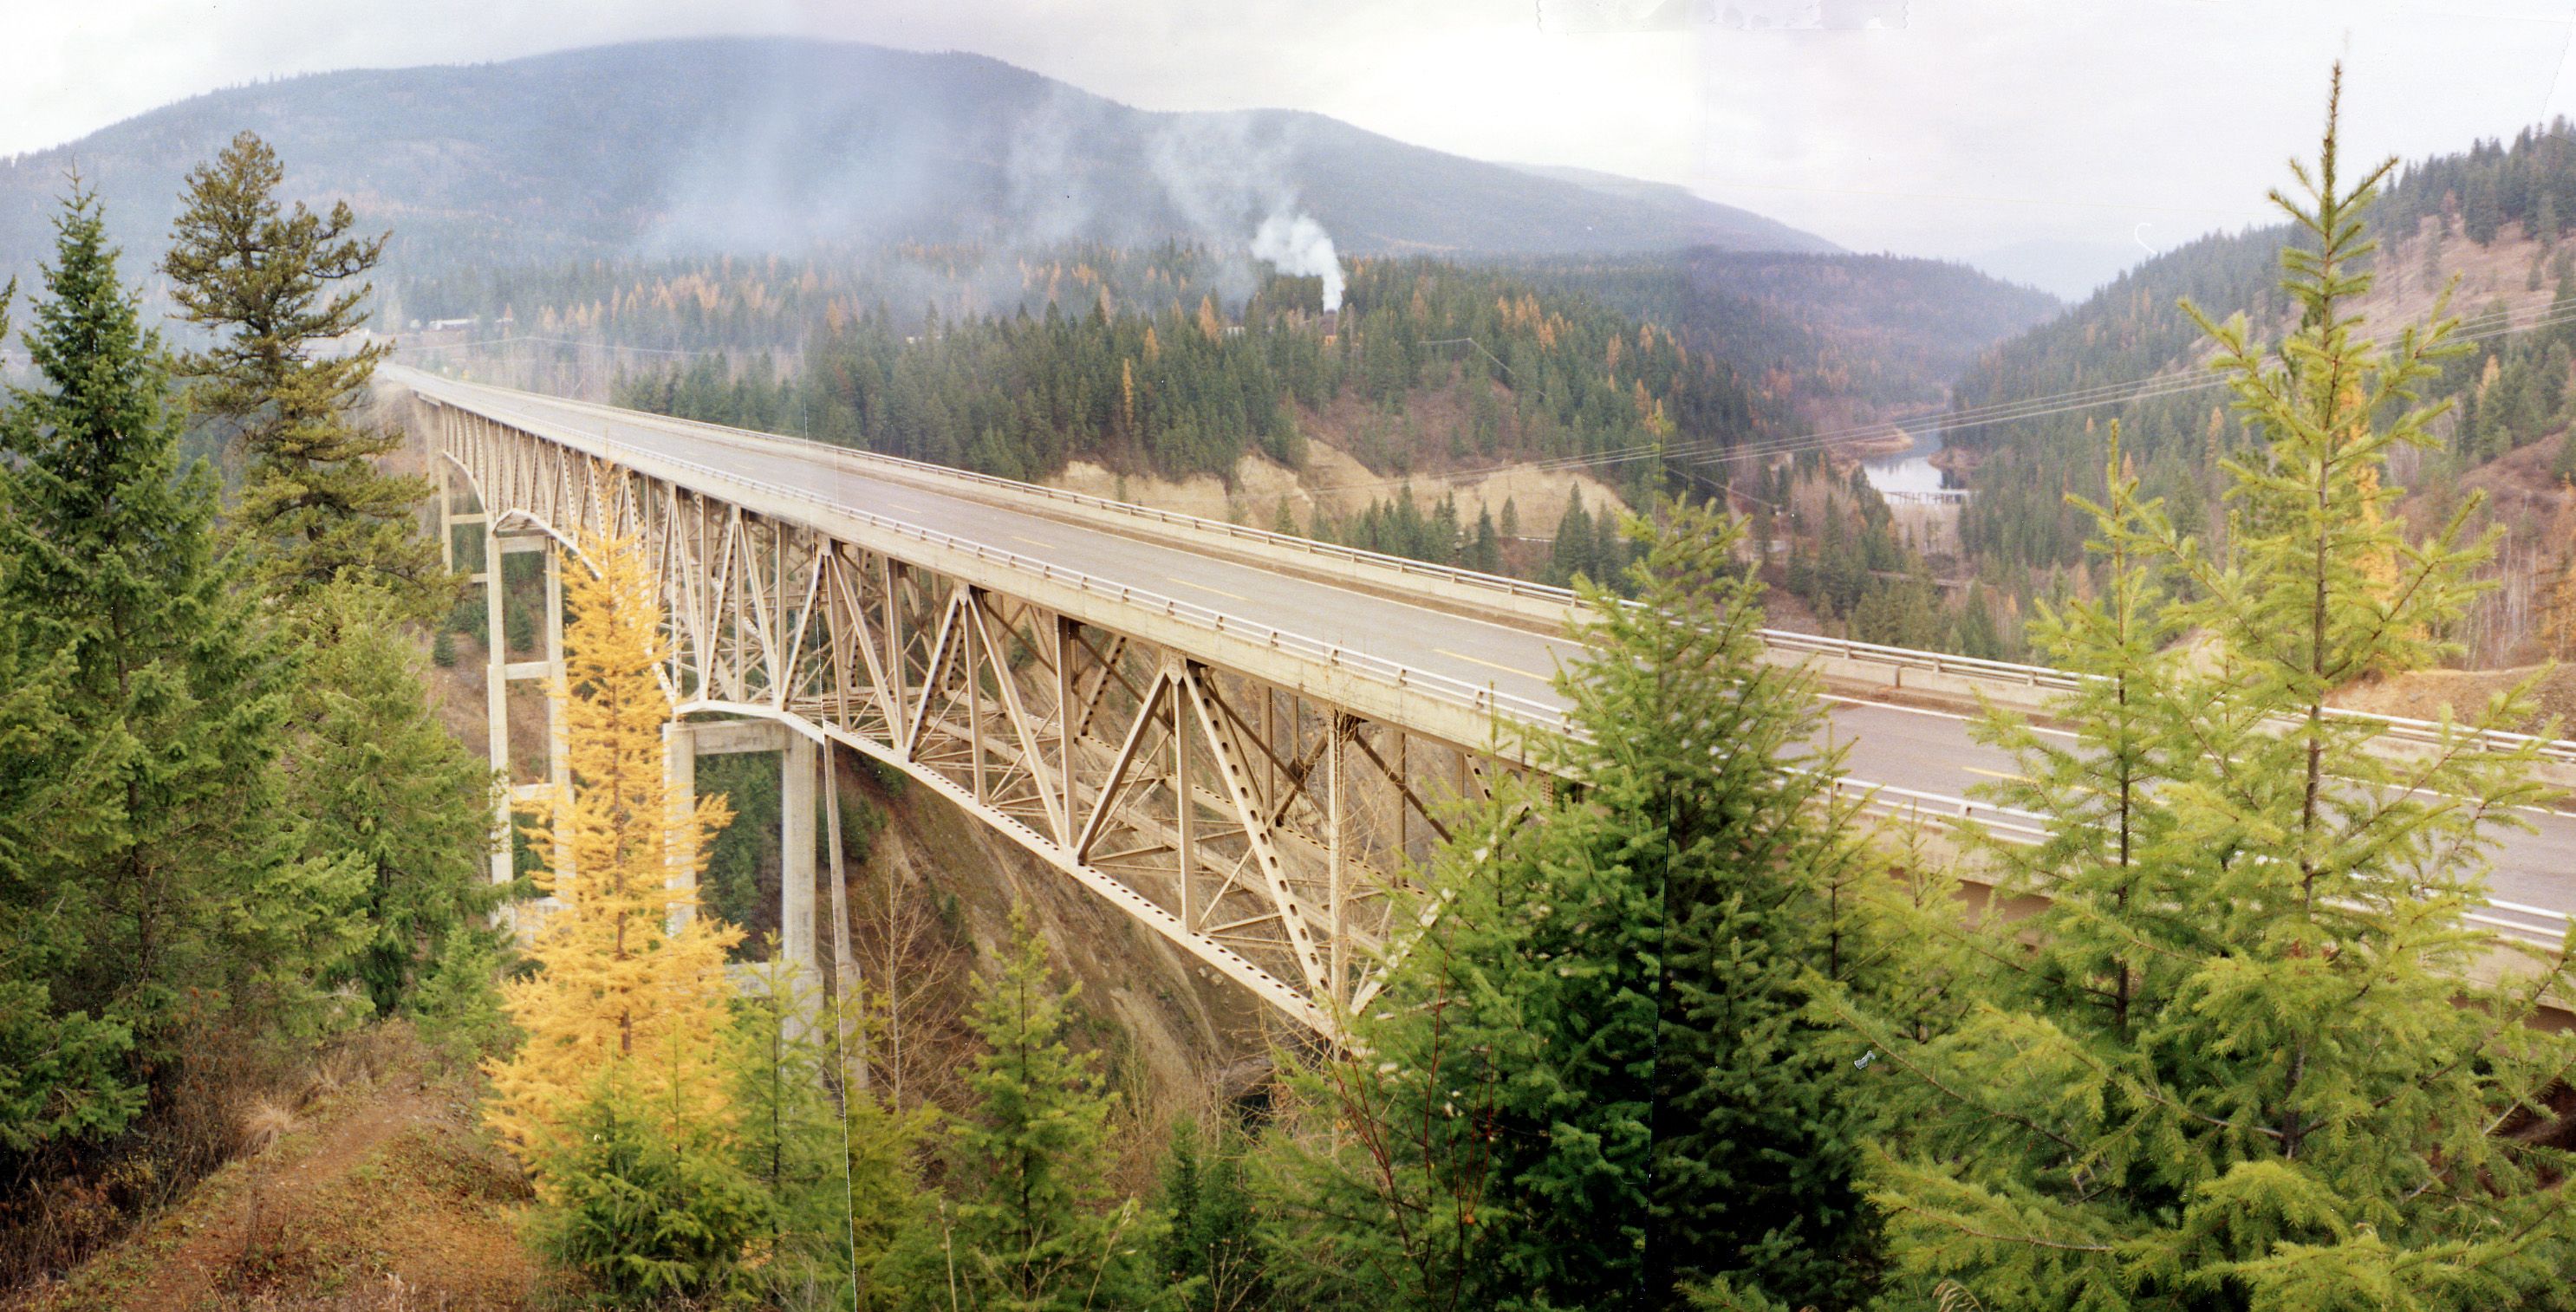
(420, 397, 1521, 1042)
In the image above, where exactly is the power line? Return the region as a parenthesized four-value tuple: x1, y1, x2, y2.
(1342, 290, 2576, 497)
(397, 284, 2576, 502)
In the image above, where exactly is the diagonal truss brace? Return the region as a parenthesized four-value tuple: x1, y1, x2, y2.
(1180, 663, 1332, 999)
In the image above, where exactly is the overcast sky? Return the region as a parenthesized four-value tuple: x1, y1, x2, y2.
(9, 0, 2576, 295)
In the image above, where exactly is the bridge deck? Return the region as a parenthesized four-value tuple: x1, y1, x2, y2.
(403, 373, 2576, 946)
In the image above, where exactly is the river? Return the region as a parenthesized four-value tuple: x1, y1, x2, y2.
(1860, 426, 1964, 499)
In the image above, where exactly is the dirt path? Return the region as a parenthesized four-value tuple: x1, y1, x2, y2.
(31, 1051, 548, 1312)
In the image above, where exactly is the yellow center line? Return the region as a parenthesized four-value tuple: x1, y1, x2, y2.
(1961, 766, 2030, 783)
(1165, 575, 1249, 602)
(1010, 535, 1057, 549)
(1435, 647, 1550, 683)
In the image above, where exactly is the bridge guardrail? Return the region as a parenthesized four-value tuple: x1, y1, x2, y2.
(621, 396, 2576, 770)
(405, 373, 2576, 772)
(438, 394, 1579, 741)
(1832, 778, 2572, 948)
(1778, 627, 2576, 770)
(1838, 778, 2053, 845)
(486, 383, 1590, 611)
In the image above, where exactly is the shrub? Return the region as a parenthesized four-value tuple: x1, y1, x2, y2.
(412, 928, 515, 1074)
(534, 1088, 769, 1302)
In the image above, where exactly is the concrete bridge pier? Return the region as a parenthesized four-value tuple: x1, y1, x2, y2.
(438, 462, 569, 898)
(664, 719, 820, 1003)
(440, 452, 824, 991)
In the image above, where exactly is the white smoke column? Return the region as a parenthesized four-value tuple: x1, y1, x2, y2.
(1251, 211, 1345, 311)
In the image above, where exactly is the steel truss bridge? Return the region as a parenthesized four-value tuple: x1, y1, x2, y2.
(392, 367, 2576, 1042)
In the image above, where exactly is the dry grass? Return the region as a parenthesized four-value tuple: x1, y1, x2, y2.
(2330, 662, 2576, 738)
(1044, 376, 1631, 537)
(11, 1023, 559, 1312)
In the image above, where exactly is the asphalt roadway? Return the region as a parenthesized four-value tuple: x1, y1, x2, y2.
(403, 372, 2576, 944)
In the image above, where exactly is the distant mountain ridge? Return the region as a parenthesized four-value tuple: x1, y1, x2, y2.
(0, 37, 1839, 288)
(1506, 164, 1841, 256)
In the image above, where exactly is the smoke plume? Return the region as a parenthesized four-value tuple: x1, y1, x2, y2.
(1250, 211, 1344, 311)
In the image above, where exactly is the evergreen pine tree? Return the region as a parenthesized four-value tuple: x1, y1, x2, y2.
(0, 270, 134, 1145)
(162, 131, 449, 616)
(533, 1068, 772, 1302)
(0, 268, 138, 1154)
(1592, 499, 1624, 588)
(1469, 507, 1501, 574)
(1156, 1117, 1269, 1312)
(1, 187, 361, 1092)
(1549, 489, 1594, 586)
(412, 925, 516, 1075)
(1640, 500, 1889, 1309)
(844, 1077, 935, 1311)
(1263, 500, 1886, 1310)
(727, 951, 876, 1306)
(286, 581, 498, 1013)
(888, 906, 1165, 1311)
(1845, 72, 2576, 1308)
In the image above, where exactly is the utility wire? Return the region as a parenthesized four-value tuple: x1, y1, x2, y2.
(393, 287, 2576, 499)
(1325, 290, 2576, 496)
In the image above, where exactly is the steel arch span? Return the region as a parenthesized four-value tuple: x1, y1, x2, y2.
(411, 382, 1547, 1042)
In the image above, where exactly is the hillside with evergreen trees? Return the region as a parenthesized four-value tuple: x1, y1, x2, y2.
(1525, 249, 2061, 427)
(553, 249, 2026, 640)
(402, 240, 2055, 641)
(1944, 120, 2576, 666)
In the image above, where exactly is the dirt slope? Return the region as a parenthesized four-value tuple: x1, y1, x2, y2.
(19, 1030, 550, 1312)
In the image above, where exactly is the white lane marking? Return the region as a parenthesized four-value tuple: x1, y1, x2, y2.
(1435, 647, 1551, 683)
(1165, 575, 1249, 602)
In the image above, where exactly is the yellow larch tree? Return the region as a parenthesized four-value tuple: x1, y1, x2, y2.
(485, 529, 744, 1176)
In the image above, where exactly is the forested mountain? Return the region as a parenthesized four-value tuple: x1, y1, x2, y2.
(601, 255, 1769, 503)
(399, 242, 2056, 468)
(398, 243, 1276, 355)
(1525, 250, 2060, 427)
(1946, 120, 2576, 666)
(0, 36, 1836, 296)
(1506, 164, 1838, 256)
(411, 235, 2054, 643)
(563, 245, 2031, 646)
(1948, 228, 2286, 570)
